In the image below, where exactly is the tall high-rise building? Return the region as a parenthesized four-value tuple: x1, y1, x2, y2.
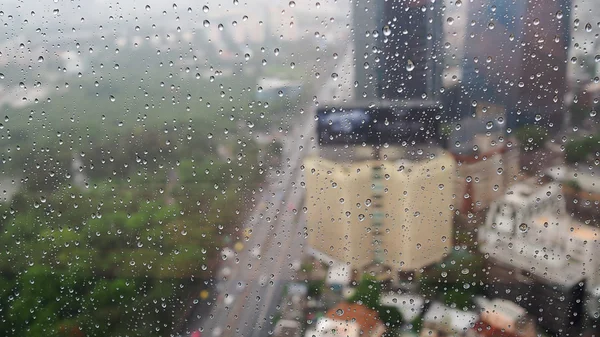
(305, 146, 454, 276)
(352, 0, 444, 101)
(463, 0, 571, 130)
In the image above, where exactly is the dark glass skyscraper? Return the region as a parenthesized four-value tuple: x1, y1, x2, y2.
(352, 0, 444, 102)
(463, 0, 571, 130)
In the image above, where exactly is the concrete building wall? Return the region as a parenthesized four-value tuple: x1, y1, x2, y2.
(305, 157, 374, 268)
(453, 147, 520, 213)
(382, 153, 455, 270)
(305, 150, 454, 272)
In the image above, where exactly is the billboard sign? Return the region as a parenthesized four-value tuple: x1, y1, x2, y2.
(316, 104, 439, 145)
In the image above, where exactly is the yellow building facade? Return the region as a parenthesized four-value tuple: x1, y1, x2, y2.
(305, 146, 455, 273)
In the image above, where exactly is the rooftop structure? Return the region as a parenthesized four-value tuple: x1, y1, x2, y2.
(305, 302, 385, 337)
(479, 179, 599, 334)
(421, 302, 478, 337)
(472, 298, 536, 337)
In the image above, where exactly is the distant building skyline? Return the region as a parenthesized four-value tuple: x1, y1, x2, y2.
(463, 0, 571, 130)
(352, 0, 444, 102)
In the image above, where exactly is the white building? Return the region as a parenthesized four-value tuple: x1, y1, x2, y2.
(380, 294, 425, 323)
(479, 179, 600, 317)
(421, 302, 478, 337)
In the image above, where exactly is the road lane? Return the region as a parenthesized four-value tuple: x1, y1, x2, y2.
(183, 46, 351, 337)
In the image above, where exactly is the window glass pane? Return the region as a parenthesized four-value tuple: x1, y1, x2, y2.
(0, 1, 597, 337)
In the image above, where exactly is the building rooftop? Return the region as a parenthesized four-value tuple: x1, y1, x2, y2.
(423, 302, 478, 334)
(503, 180, 560, 206)
(316, 145, 444, 164)
(324, 302, 383, 336)
(274, 320, 301, 337)
(380, 294, 425, 322)
(448, 117, 506, 156)
(483, 238, 585, 286)
(326, 263, 351, 286)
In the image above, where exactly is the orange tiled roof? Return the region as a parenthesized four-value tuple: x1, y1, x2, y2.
(324, 302, 383, 334)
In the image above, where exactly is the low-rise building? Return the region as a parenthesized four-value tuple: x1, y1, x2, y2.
(468, 298, 536, 337)
(256, 78, 303, 102)
(305, 302, 386, 337)
(380, 294, 425, 323)
(478, 179, 600, 335)
(447, 117, 520, 214)
(421, 301, 478, 337)
(274, 320, 301, 337)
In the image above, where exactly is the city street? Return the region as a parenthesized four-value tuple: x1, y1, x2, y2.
(182, 47, 353, 337)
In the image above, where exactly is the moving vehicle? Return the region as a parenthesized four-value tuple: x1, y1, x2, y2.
(221, 248, 234, 260)
(223, 294, 235, 306)
(251, 246, 261, 258)
(212, 327, 222, 337)
(243, 227, 253, 239)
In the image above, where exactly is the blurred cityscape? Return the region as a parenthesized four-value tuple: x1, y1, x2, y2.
(0, 1, 600, 337)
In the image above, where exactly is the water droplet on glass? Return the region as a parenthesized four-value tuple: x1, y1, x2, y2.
(383, 25, 391, 36)
(406, 60, 415, 72)
(519, 223, 529, 233)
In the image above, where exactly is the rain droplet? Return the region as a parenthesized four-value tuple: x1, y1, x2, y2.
(383, 25, 391, 36)
(519, 223, 529, 233)
(145, 4, 151, 11)
(37, 56, 44, 62)
(203, 20, 210, 27)
(406, 60, 415, 72)
(202, 5, 209, 12)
